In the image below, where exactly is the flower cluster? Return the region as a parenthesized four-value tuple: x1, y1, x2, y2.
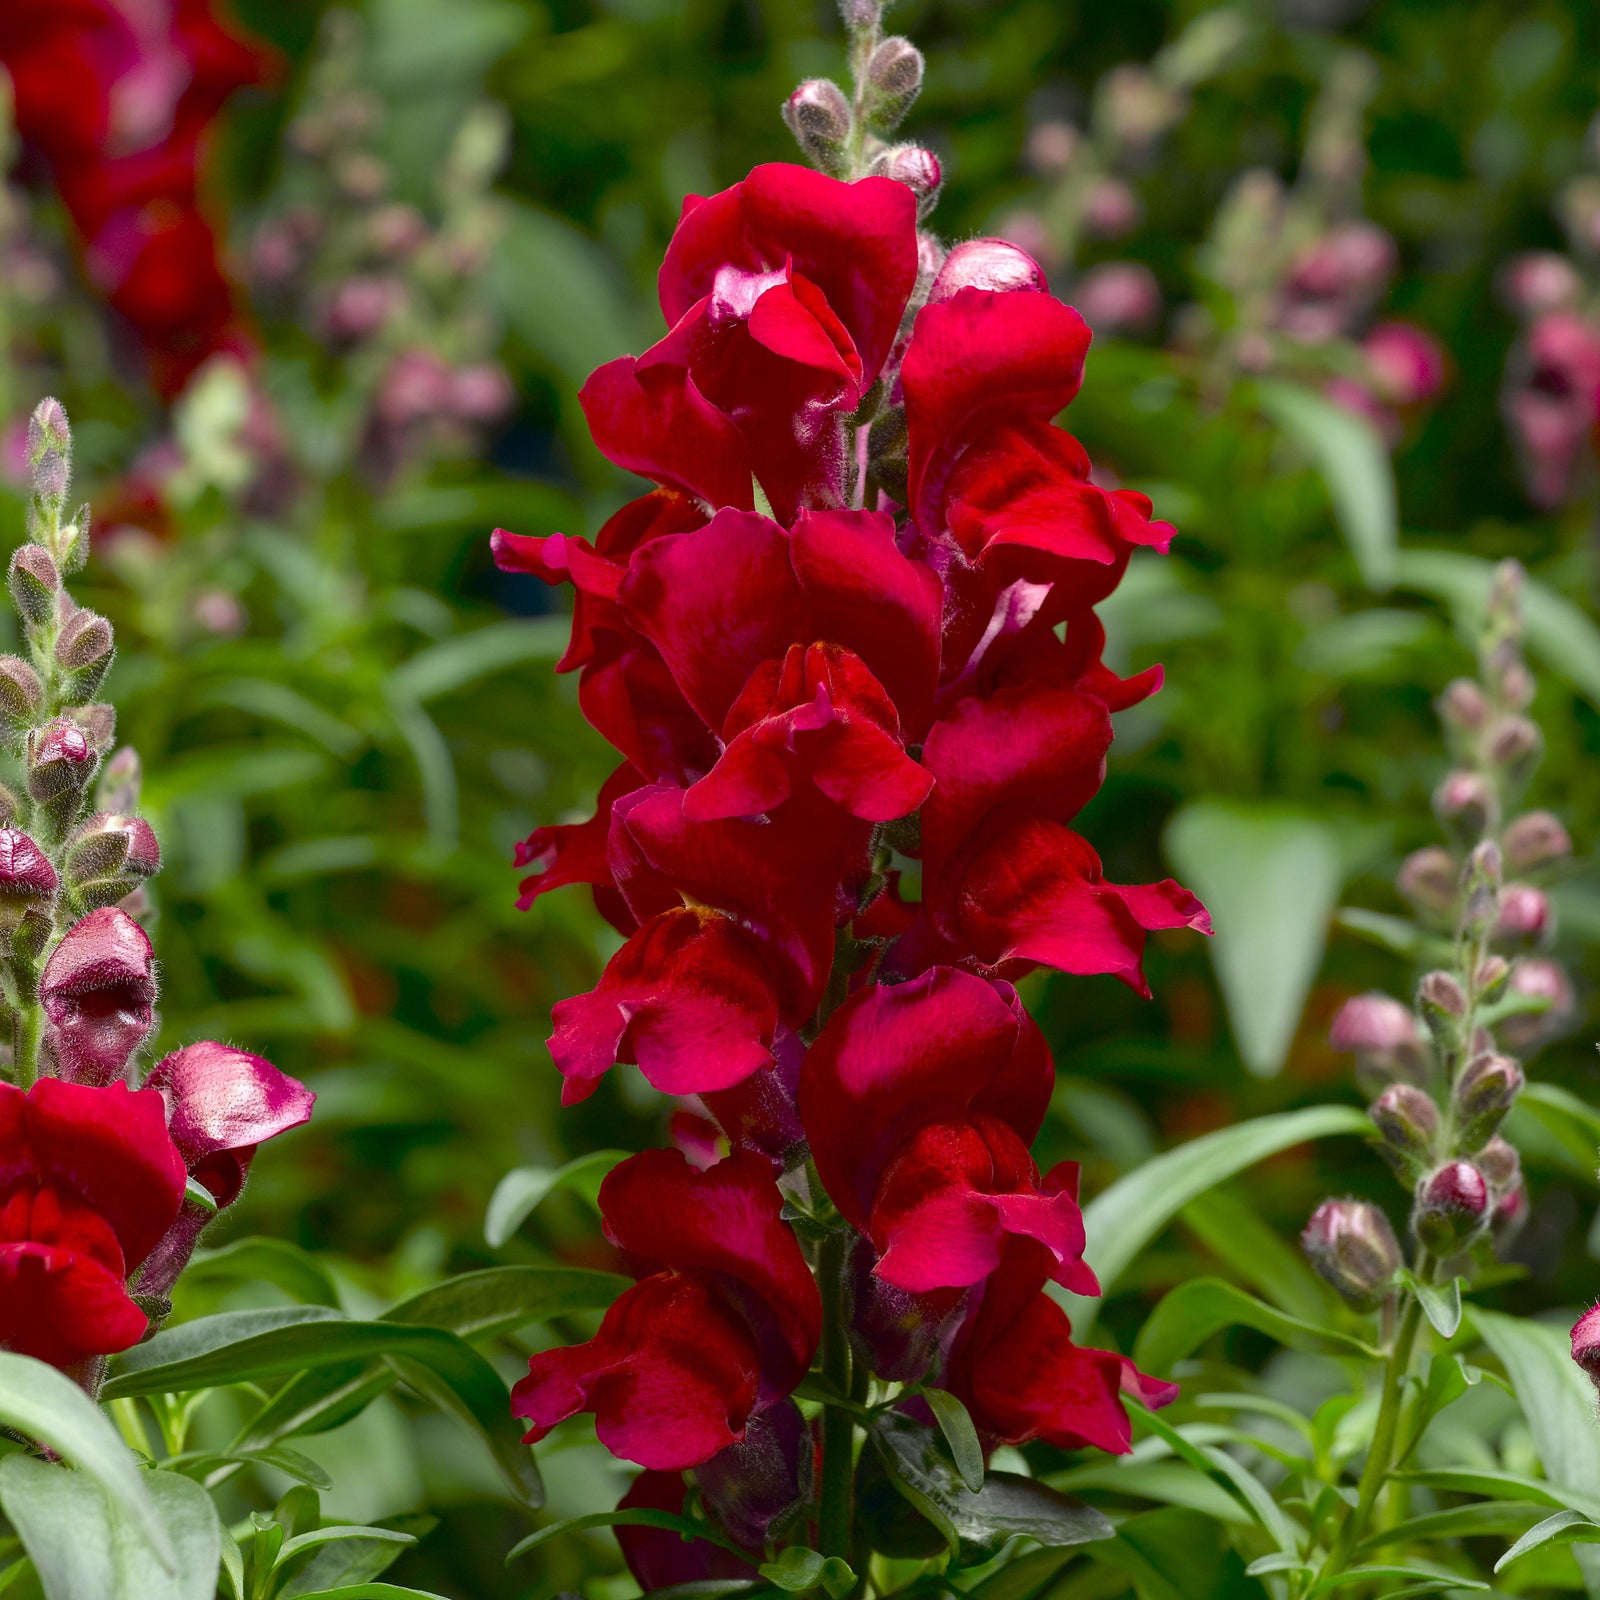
(1498, 123, 1600, 508)
(0, 0, 272, 398)
(496, 0, 1206, 1571)
(1310, 562, 1561, 1308)
(0, 399, 312, 1383)
(247, 10, 513, 487)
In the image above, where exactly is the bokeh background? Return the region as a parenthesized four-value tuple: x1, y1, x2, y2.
(9, 0, 1600, 1591)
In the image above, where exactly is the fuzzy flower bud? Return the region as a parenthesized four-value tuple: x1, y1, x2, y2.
(0, 655, 43, 727)
(26, 398, 69, 467)
(1499, 957, 1577, 1052)
(1494, 883, 1552, 946)
(870, 144, 942, 215)
(8, 544, 59, 628)
(864, 37, 924, 133)
(1433, 770, 1495, 841)
(782, 80, 853, 176)
(1452, 1052, 1524, 1151)
(1502, 252, 1582, 316)
(1412, 1160, 1491, 1255)
(1503, 810, 1571, 873)
(1476, 955, 1511, 1000)
(96, 747, 142, 816)
(1397, 846, 1458, 917)
(1328, 992, 1429, 1086)
(929, 238, 1047, 303)
(838, 0, 882, 31)
(1302, 1199, 1401, 1309)
(1369, 1083, 1439, 1180)
(1437, 678, 1488, 731)
(1486, 716, 1542, 775)
(1572, 1306, 1600, 1394)
(1477, 1134, 1521, 1194)
(1075, 262, 1162, 335)
(0, 828, 57, 931)
(1417, 971, 1466, 1040)
(54, 608, 114, 697)
(62, 812, 160, 913)
(26, 718, 95, 802)
(39, 906, 156, 1084)
(1082, 178, 1141, 239)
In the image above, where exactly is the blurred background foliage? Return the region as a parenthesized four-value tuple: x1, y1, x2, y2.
(11, 0, 1600, 1590)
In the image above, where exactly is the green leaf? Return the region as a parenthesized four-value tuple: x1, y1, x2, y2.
(1133, 1278, 1381, 1375)
(1514, 1082, 1600, 1182)
(1497, 1511, 1600, 1573)
(386, 619, 570, 704)
(278, 1588, 454, 1600)
(1257, 379, 1397, 590)
(380, 1264, 628, 1339)
(1306, 1563, 1488, 1596)
(1476, 1310, 1600, 1594)
(1091, 1506, 1269, 1600)
(1065, 1105, 1371, 1336)
(1403, 1273, 1464, 1340)
(275, 1527, 416, 1568)
(872, 1413, 1112, 1559)
(103, 1310, 542, 1510)
(1050, 1461, 1251, 1524)
(484, 1150, 628, 1248)
(0, 1460, 218, 1600)
(1353, 1500, 1552, 1559)
(1397, 1469, 1600, 1517)
(0, 1353, 173, 1571)
(186, 1237, 342, 1307)
(1395, 549, 1600, 710)
(1333, 908, 1437, 960)
(759, 1547, 855, 1597)
(1164, 801, 1346, 1076)
(921, 1389, 985, 1495)
(506, 1511, 754, 1564)
(1178, 1187, 1334, 1322)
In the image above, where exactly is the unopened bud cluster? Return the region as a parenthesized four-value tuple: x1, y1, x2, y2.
(0, 399, 162, 1083)
(1306, 562, 1557, 1304)
(784, 3, 937, 218)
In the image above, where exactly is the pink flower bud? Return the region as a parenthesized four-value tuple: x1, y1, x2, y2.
(1412, 1160, 1491, 1255)
(367, 202, 428, 257)
(1453, 1052, 1523, 1150)
(1397, 846, 1458, 917)
(865, 38, 924, 133)
(1026, 120, 1078, 176)
(449, 363, 514, 424)
(1082, 178, 1141, 239)
(1572, 1305, 1600, 1392)
(1433, 770, 1496, 840)
(321, 274, 407, 344)
(1499, 957, 1577, 1052)
(1418, 970, 1466, 1022)
(930, 238, 1048, 303)
(1369, 1083, 1439, 1179)
(1437, 678, 1488, 730)
(0, 655, 43, 724)
(1494, 883, 1552, 946)
(26, 718, 96, 801)
(782, 79, 853, 173)
(1302, 1198, 1401, 1309)
(1501, 252, 1582, 316)
(0, 829, 57, 928)
(1363, 321, 1447, 407)
(40, 906, 156, 1084)
(1502, 810, 1571, 872)
(27, 398, 69, 465)
(9, 544, 58, 627)
(1074, 261, 1161, 335)
(871, 145, 942, 213)
(1486, 716, 1542, 773)
(1329, 992, 1420, 1055)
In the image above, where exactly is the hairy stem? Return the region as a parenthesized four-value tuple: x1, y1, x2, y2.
(817, 1228, 856, 1559)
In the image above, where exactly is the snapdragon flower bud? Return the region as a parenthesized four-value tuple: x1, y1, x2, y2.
(870, 144, 942, 214)
(62, 812, 160, 914)
(864, 37, 924, 133)
(0, 655, 43, 727)
(1433, 770, 1495, 841)
(929, 238, 1047, 303)
(838, 0, 883, 31)
(1572, 1305, 1600, 1393)
(1328, 992, 1429, 1086)
(97, 747, 142, 816)
(1369, 1083, 1438, 1180)
(8, 544, 58, 628)
(1417, 971, 1466, 1040)
(1494, 883, 1552, 946)
(1499, 956, 1576, 1051)
(26, 397, 69, 466)
(54, 607, 114, 697)
(1486, 716, 1542, 776)
(26, 718, 95, 802)
(1437, 678, 1488, 730)
(1453, 1052, 1523, 1150)
(1412, 1160, 1491, 1255)
(1397, 846, 1458, 917)
(0, 828, 57, 931)
(1503, 810, 1572, 872)
(783, 80, 853, 175)
(1302, 1198, 1401, 1309)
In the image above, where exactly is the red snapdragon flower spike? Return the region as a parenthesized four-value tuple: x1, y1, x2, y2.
(584, 165, 918, 520)
(144, 1040, 315, 1207)
(40, 906, 156, 1084)
(513, 1148, 820, 1470)
(801, 968, 1097, 1295)
(942, 1238, 1177, 1454)
(0, 1077, 185, 1366)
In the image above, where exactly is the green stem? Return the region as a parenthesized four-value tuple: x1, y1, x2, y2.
(13, 998, 41, 1089)
(1319, 1279, 1428, 1580)
(817, 1229, 856, 1560)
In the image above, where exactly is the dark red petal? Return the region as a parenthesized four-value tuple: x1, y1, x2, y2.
(515, 763, 648, 911)
(903, 288, 1092, 530)
(799, 968, 1022, 1232)
(614, 1471, 753, 1590)
(23, 1079, 185, 1269)
(580, 355, 754, 511)
(549, 908, 781, 1103)
(512, 1273, 759, 1470)
(143, 1041, 314, 1205)
(0, 1242, 149, 1366)
(599, 1148, 820, 1394)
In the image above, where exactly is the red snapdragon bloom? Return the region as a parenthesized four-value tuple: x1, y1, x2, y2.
(942, 1237, 1178, 1454)
(615, 1471, 755, 1590)
(802, 968, 1096, 1294)
(513, 1149, 821, 1470)
(0, 1077, 185, 1366)
(0, 0, 273, 396)
(39, 906, 156, 1084)
(582, 164, 919, 521)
